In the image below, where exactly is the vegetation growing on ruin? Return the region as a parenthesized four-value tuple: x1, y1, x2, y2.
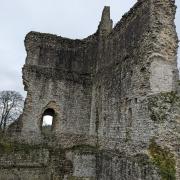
(148, 91, 180, 123)
(125, 128, 131, 142)
(68, 177, 95, 180)
(177, 80, 180, 86)
(134, 153, 151, 167)
(148, 139, 176, 180)
(0, 137, 43, 154)
(66, 144, 98, 154)
(0, 138, 13, 153)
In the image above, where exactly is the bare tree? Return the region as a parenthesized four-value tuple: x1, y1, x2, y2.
(0, 91, 24, 133)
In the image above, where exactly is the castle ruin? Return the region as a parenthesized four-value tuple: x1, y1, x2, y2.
(0, 0, 180, 179)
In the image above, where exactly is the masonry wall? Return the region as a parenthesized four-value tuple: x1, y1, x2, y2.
(3, 0, 180, 179)
(21, 32, 98, 137)
(90, 0, 152, 141)
(90, 0, 179, 149)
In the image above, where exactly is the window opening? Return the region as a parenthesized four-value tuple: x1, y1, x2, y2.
(41, 108, 55, 134)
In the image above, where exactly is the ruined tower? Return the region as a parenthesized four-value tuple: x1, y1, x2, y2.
(1, 0, 180, 179)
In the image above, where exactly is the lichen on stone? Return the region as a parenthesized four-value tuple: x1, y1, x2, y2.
(148, 91, 180, 123)
(148, 139, 176, 180)
(0, 139, 13, 153)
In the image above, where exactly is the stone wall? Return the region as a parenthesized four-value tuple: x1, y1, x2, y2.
(21, 32, 97, 137)
(2, 0, 180, 179)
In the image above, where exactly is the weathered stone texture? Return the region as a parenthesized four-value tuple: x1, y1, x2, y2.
(1, 0, 180, 179)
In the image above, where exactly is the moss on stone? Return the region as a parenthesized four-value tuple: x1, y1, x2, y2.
(148, 139, 176, 180)
(68, 176, 95, 180)
(125, 128, 131, 142)
(148, 91, 180, 123)
(177, 80, 180, 86)
(14, 143, 43, 154)
(164, 92, 179, 103)
(134, 153, 151, 167)
(66, 144, 98, 154)
(0, 138, 43, 154)
(0, 139, 13, 153)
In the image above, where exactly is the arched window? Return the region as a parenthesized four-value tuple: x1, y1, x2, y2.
(41, 108, 55, 134)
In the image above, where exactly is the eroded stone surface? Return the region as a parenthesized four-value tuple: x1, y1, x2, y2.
(1, 0, 180, 179)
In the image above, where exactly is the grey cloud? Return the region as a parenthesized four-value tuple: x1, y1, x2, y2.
(0, 0, 179, 96)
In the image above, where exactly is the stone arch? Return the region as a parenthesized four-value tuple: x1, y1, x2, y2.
(39, 101, 60, 134)
(40, 108, 55, 132)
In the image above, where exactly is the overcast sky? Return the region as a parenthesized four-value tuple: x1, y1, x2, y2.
(0, 0, 180, 97)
